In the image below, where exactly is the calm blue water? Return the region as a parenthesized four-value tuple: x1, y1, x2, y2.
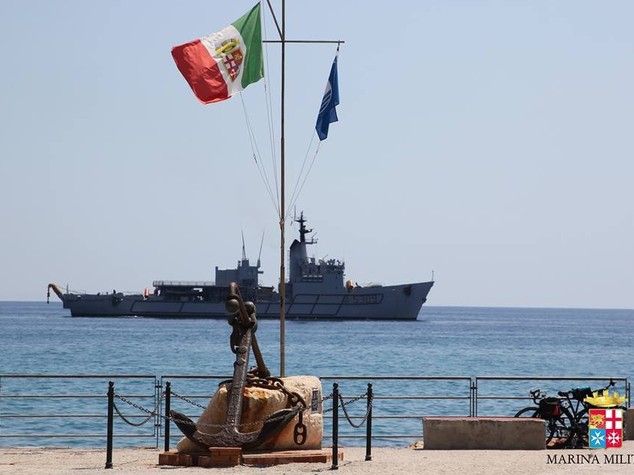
(1, 302, 632, 447)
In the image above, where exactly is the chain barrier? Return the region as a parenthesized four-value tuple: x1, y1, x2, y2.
(330, 383, 374, 469)
(339, 393, 373, 429)
(106, 381, 372, 470)
(113, 393, 163, 427)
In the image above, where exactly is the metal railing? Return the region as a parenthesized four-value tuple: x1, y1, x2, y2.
(319, 376, 473, 444)
(0, 374, 159, 446)
(0, 374, 629, 448)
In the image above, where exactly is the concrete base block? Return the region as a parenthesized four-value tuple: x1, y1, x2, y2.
(242, 449, 343, 466)
(159, 449, 340, 467)
(423, 417, 546, 450)
(624, 408, 634, 440)
(209, 447, 242, 467)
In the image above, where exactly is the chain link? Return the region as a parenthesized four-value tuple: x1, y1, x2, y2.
(171, 391, 208, 410)
(322, 391, 366, 414)
(114, 393, 163, 427)
(338, 393, 373, 428)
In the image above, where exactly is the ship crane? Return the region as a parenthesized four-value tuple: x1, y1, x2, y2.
(46, 283, 64, 303)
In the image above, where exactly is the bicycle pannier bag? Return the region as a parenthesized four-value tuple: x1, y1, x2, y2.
(539, 397, 561, 418)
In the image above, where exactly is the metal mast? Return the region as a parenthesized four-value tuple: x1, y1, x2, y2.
(264, 0, 342, 377)
(279, 0, 287, 378)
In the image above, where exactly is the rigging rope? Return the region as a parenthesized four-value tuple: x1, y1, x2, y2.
(287, 136, 321, 219)
(238, 10, 282, 218)
(240, 94, 278, 213)
(238, 19, 338, 221)
(262, 12, 281, 217)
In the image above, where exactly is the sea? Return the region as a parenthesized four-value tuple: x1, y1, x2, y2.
(1, 302, 632, 448)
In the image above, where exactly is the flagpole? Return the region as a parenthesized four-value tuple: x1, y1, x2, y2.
(263, 0, 343, 379)
(279, 0, 287, 378)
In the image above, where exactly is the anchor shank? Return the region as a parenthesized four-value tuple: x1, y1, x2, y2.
(226, 326, 252, 429)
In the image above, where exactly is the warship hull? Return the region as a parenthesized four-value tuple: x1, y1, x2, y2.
(55, 281, 433, 320)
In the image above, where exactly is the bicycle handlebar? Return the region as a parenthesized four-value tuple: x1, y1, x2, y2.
(557, 379, 616, 401)
(529, 388, 545, 403)
(526, 380, 617, 405)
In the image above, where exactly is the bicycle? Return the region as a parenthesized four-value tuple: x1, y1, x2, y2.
(514, 388, 570, 448)
(514, 380, 626, 449)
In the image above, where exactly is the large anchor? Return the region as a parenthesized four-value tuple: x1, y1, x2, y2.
(170, 282, 306, 450)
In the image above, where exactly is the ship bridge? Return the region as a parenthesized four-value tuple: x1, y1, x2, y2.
(289, 213, 345, 293)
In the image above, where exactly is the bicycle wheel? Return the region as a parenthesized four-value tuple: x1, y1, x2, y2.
(514, 407, 540, 418)
(568, 408, 589, 448)
(514, 406, 570, 448)
(545, 407, 574, 449)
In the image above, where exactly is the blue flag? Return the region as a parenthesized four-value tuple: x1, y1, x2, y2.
(315, 55, 340, 141)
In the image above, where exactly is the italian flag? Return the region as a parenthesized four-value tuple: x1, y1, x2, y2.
(172, 3, 263, 104)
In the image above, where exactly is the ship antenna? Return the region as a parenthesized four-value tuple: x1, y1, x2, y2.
(258, 231, 265, 267)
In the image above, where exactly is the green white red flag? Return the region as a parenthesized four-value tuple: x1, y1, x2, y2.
(171, 3, 263, 104)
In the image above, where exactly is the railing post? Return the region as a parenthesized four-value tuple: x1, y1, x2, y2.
(331, 383, 339, 470)
(105, 381, 114, 469)
(365, 383, 372, 461)
(164, 381, 171, 452)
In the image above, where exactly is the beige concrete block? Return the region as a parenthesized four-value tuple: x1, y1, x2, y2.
(423, 417, 546, 450)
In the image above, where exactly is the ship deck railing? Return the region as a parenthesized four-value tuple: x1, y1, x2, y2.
(0, 374, 629, 448)
(152, 281, 215, 287)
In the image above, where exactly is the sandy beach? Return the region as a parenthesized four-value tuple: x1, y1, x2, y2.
(1, 443, 634, 474)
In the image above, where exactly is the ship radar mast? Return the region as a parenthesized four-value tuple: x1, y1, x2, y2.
(296, 212, 315, 245)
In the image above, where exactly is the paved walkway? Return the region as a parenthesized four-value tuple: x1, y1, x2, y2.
(1, 443, 634, 474)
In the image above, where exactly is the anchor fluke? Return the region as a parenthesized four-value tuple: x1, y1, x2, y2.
(247, 407, 302, 449)
(169, 410, 197, 439)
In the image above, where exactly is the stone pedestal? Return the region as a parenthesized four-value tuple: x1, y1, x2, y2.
(176, 375, 323, 453)
(624, 408, 634, 440)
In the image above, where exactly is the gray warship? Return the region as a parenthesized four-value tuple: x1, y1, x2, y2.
(48, 213, 434, 320)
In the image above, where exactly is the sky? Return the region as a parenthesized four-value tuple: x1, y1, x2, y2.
(1, 0, 632, 309)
